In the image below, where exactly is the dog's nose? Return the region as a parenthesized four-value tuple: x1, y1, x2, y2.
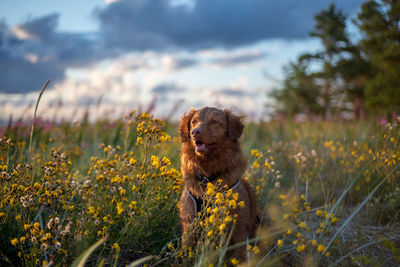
(191, 128, 201, 136)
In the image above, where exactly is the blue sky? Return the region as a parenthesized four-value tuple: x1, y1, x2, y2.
(0, 0, 365, 121)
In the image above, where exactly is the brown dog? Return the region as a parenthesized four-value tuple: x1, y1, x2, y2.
(178, 106, 261, 261)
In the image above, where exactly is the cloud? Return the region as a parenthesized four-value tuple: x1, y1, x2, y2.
(161, 55, 198, 71)
(0, 0, 365, 103)
(0, 14, 98, 93)
(215, 88, 249, 97)
(96, 0, 364, 51)
(151, 82, 184, 94)
(12, 13, 58, 41)
(150, 82, 187, 105)
(0, 56, 65, 93)
(212, 51, 265, 67)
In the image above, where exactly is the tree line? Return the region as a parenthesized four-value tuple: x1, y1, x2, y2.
(269, 0, 400, 119)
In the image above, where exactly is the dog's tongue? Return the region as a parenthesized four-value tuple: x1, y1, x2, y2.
(196, 143, 208, 152)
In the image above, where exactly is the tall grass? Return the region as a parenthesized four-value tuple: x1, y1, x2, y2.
(0, 109, 399, 266)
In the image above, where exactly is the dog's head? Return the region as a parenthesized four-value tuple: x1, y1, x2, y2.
(179, 107, 244, 155)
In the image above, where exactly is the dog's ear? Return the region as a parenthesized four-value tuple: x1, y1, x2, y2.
(179, 108, 195, 143)
(225, 109, 244, 142)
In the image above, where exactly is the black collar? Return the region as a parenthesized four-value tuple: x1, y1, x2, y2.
(195, 171, 221, 186)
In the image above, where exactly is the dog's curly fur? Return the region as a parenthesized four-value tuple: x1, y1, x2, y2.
(178, 106, 261, 260)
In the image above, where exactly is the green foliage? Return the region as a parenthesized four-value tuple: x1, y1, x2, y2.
(269, 59, 323, 117)
(357, 0, 400, 114)
(1, 114, 400, 266)
(270, 1, 400, 118)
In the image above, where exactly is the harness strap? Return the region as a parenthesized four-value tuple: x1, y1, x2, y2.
(186, 187, 202, 216)
(195, 171, 221, 186)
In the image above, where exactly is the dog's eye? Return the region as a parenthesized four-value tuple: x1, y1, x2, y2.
(191, 119, 198, 125)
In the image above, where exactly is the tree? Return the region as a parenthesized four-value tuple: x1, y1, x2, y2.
(270, 1, 400, 119)
(269, 59, 323, 117)
(356, 0, 400, 114)
(270, 4, 360, 118)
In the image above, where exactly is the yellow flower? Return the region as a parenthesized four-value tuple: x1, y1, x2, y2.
(11, 238, 18, 246)
(323, 211, 329, 219)
(188, 248, 194, 258)
(112, 242, 120, 253)
(219, 223, 226, 231)
(299, 221, 307, 228)
(231, 258, 239, 265)
(225, 216, 232, 223)
(167, 242, 175, 251)
(136, 137, 143, 145)
(229, 200, 237, 208)
(160, 134, 171, 143)
(161, 157, 171, 165)
(88, 206, 95, 214)
(207, 230, 213, 237)
(296, 244, 306, 253)
(265, 161, 272, 169)
(238, 201, 245, 208)
(252, 246, 260, 254)
(151, 155, 159, 169)
(206, 183, 215, 196)
(232, 193, 239, 200)
(33, 182, 42, 190)
(117, 202, 124, 215)
(251, 149, 259, 157)
(277, 239, 284, 247)
(310, 239, 318, 247)
(316, 210, 322, 217)
(317, 244, 326, 253)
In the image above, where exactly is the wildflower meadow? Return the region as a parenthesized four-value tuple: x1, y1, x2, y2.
(1, 108, 399, 266)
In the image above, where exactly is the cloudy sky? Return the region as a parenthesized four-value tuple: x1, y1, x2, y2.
(0, 0, 365, 122)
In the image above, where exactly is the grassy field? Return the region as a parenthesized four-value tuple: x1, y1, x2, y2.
(0, 110, 399, 266)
